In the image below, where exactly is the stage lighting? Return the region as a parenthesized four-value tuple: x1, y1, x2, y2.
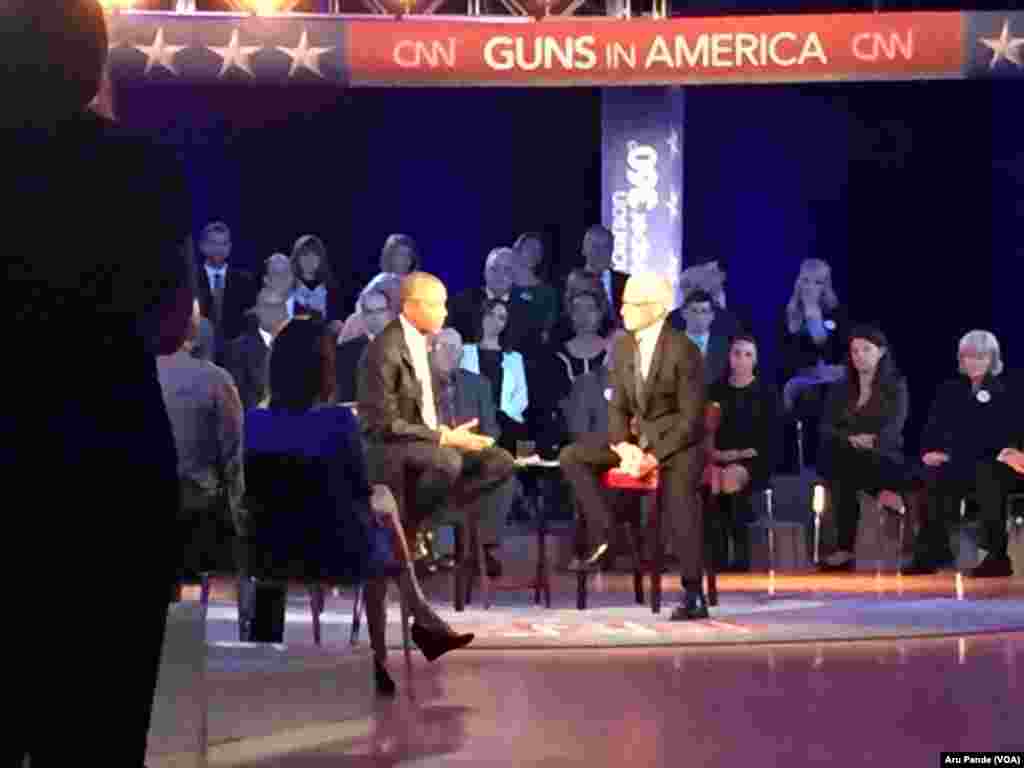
(97, 0, 136, 9)
(226, 0, 302, 13)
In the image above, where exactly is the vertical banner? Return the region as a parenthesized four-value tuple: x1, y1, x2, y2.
(602, 87, 685, 307)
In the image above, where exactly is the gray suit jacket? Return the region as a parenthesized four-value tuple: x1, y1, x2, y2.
(447, 369, 501, 441)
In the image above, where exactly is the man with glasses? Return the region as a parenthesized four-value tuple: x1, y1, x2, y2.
(559, 273, 710, 620)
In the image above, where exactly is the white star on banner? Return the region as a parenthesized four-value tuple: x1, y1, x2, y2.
(208, 29, 263, 78)
(666, 185, 680, 219)
(979, 19, 1024, 69)
(276, 28, 334, 78)
(135, 28, 186, 76)
(666, 127, 680, 156)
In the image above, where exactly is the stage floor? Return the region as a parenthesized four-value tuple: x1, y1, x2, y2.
(147, 572, 1024, 768)
(200, 570, 1024, 649)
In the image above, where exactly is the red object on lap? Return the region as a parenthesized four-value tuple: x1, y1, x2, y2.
(604, 467, 659, 491)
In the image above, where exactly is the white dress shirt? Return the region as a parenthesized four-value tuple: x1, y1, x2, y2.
(634, 317, 666, 381)
(399, 314, 438, 430)
(204, 263, 227, 293)
(258, 328, 273, 348)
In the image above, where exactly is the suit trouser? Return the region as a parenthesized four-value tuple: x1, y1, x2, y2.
(362, 441, 517, 658)
(559, 434, 704, 584)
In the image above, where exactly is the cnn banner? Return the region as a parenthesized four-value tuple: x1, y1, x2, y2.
(345, 13, 965, 86)
(602, 88, 685, 306)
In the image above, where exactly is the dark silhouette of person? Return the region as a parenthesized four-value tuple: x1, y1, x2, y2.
(5, 2, 195, 765)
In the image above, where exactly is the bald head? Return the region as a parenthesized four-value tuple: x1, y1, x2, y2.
(621, 273, 673, 333)
(400, 272, 448, 334)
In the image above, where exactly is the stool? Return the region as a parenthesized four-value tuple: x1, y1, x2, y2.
(584, 467, 664, 613)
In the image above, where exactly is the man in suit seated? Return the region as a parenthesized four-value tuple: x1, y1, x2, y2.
(196, 220, 258, 364)
(559, 273, 709, 620)
(358, 272, 517, 657)
(430, 327, 518, 577)
(448, 247, 542, 355)
(225, 290, 289, 411)
(674, 290, 729, 387)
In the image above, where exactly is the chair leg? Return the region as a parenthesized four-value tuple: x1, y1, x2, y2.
(475, 518, 491, 610)
(650, 493, 663, 615)
(624, 522, 644, 604)
(350, 584, 364, 646)
(453, 524, 466, 612)
(199, 572, 212, 609)
(310, 583, 325, 647)
(897, 514, 905, 575)
(398, 584, 412, 665)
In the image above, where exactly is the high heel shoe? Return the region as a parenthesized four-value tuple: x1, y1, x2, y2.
(374, 658, 396, 696)
(410, 622, 474, 662)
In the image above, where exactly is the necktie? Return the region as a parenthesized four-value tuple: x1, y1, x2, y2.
(212, 272, 225, 329)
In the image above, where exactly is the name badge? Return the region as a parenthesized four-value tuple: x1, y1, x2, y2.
(977, 390, 991, 404)
(824, 320, 836, 331)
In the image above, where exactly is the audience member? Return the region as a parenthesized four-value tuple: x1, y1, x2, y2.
(6, 1, 195, 763)
(290, 234, 343, 333)
(563, 331, 624, 439)
(706, 335, 780, 572)
(905, 331, 1020, 577)
(459, 299, 530, 453)
(449, 246, 543, 354)
(579, 224, 628, 322)
(335, 281, 398, 403)
(779, 258, 849, 411)
(158, 300, 245, 585)
(817, 326, 909, 571)
(431, 327, 517, 578)
(226, 289, 289, 410)
(337, 272, 403, 345)
(669, 259, 748, 341)
(263, 252, 300, 317)
(677, 289, 729, 386)
(511, 232, 559, 340)
(196, 220, 258, 363)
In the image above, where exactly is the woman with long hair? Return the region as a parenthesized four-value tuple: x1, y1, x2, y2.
(817, 325, 909, 571)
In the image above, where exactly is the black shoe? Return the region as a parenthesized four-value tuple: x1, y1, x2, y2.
(969, 555, 1013, 578)
(374, 658, 396, 696)
(670, 588, 710, 621)
(410, 622, 475, 662)
(901, 559, 939, 575)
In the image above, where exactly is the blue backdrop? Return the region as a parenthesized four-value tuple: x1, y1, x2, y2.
(118, 78, 1021, 453)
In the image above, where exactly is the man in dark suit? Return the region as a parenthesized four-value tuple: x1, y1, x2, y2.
(7, 2, 194, 764)
(335, 283, 396, 403)
(580, 224, 629, 324)
(196, 220, 258, 364)
(358, 272, 516, 659)
(673, 289, 729, 387)
(447, 246, 543, 354)
(430, 327, 516, 575)
(225, 291, 289, 411)
(559, 273, 709, 620)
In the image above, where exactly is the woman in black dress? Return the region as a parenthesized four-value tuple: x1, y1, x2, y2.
(707, 334, 780, 571)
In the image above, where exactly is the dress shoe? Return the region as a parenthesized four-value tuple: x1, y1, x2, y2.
(374, 658, 396, 696)
(567, 541, 609, 572)
(410, 622, 475, 662)
(969, 554, 1013, 578)
(670, 589, 710, 621)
